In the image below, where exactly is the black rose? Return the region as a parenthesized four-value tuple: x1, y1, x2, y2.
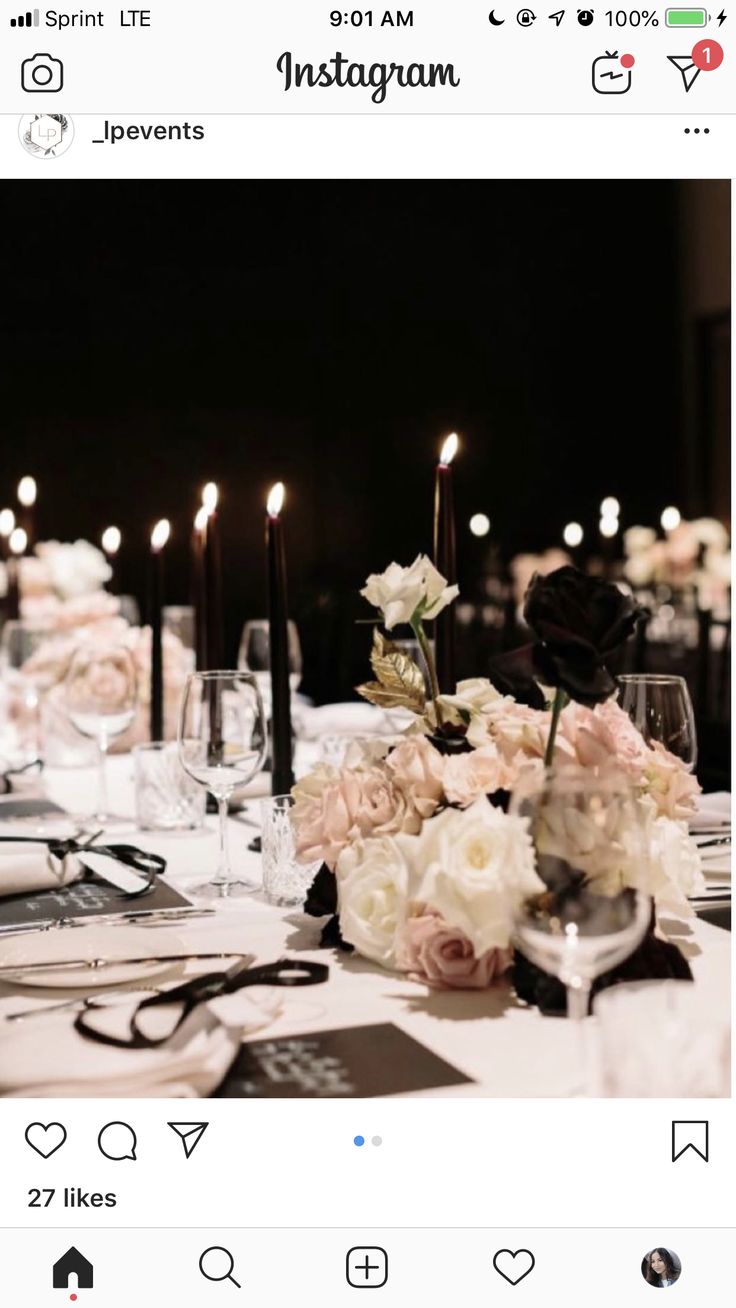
(523, 566, 642, 706)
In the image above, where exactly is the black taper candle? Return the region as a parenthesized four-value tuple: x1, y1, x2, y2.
(150, 519, 169, 741)
(202, 484, 223, 670)
(192, 507, 208, 671)
(433, 435, 458, 694)
(266, 483, 294, 795)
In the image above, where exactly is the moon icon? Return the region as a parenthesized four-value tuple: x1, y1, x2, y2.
(488, 9, 505, 21)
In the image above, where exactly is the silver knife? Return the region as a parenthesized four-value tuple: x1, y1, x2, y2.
(0, 950, 246, 974)
(0, 908, 214, 938)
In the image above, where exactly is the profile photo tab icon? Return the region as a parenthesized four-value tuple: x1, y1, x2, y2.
(642, 1248, 682, 1288)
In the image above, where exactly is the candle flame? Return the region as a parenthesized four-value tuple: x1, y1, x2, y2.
(660, 505, 681, 533)
(151, 518, 171, 552)
(17, 475, 37, 508)
(439, 433, 459, 466)
(0, 508, 15, 538)
(267, 482, 285, 517)
(101, 525, 121, 556)
(9, 526, 27, 555)
(202, 482, 219, 514)
(194, 505, 208, 532)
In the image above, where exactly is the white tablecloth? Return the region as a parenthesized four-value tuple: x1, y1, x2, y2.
(0, 757, 730, 1098)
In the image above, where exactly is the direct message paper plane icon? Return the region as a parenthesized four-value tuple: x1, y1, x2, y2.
(667, 54, 701, 89)
(168, 1121, 209, 1159)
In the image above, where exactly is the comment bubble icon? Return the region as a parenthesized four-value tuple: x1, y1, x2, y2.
(98, 1121, 138, 1162)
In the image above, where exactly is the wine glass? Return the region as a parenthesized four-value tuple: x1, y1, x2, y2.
(178, 670, 267, 898)
(510, 767, 652, 1023)
(617, 673, 697, 771)
(237, 618, 302, 704)
(63, 645, 137, 825)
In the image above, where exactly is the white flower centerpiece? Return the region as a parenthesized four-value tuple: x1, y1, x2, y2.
(291, 557, 704, 997)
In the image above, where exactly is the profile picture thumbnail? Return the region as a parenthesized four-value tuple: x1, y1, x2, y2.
(642, 1249, 682, 1288)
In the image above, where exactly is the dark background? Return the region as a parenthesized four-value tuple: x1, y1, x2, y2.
(1, 180, 730, 700)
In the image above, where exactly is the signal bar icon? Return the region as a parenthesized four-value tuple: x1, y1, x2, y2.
(10, 8, 40, 24)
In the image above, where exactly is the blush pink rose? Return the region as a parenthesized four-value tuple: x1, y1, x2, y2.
(442, 745, 512, 807)
(385, 735, 445, 821)
(396, 907, 512, 990)
(292, 764, 413, 869)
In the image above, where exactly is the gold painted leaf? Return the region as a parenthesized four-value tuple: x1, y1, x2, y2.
(355, 628, 426, 714)
(356, 680, 424, 712)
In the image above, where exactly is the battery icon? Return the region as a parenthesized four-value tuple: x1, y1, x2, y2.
(665, 7, 709, 23)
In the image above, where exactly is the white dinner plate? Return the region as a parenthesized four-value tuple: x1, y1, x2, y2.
(0, 926, 186, 989)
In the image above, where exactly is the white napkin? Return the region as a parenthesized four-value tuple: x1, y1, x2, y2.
(690, 792, 731, 831)
(0, 842, 82, 899)
(0, 989, 280, 1097)
(298, 701, 389, 741)
(593, 980, 730, 1096)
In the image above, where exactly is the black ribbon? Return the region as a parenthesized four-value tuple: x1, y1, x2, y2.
(75, 958, 330, 1049)
(0, 759, 44, 795)
(0, 834, 166, 898)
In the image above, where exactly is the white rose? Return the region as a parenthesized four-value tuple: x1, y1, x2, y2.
(644, 808, 705, 916)
(410, 798, 542, 955)
(361, 554, 458, 631)
(690, 517, 729, 550)
(36, 540, 111, 599)
(336, 834, 410, 967)
(624, 525, 657, 554)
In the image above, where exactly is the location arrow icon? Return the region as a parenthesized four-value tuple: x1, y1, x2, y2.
(168, 1121, 209, 1159)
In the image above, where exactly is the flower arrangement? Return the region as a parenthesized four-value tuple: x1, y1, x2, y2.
(624, 517, 731, 610)
(292, 558, 704, 999)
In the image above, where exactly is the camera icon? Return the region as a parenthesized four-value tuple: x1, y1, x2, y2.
(21, 52, 64, 92)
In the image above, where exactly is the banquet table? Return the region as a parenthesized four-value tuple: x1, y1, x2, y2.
(0, 755, 730, 1098)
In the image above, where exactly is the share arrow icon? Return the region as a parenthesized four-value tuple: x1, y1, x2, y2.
(168, 1121, 209, 1159)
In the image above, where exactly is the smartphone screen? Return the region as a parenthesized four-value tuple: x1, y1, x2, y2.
(0, 7, 732, 1302)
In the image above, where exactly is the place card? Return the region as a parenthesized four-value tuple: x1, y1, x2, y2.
(0, 875, 191, 931)
(0, 798, 65, 821)
(216, 1022, 473, 1097)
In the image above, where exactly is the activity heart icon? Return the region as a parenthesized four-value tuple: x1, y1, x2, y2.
(493, 1249, 536, 1285)
(25, 1122, 67, 1159)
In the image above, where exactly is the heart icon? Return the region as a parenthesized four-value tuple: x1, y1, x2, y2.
(25, 1122, 67, 1159)
(493, 1249, 536, 1285)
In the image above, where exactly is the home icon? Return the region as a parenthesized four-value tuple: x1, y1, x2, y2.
(53, 1246, 94, 1290)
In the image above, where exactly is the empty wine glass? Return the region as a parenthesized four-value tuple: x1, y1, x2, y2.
(63, 645, 138, 824)
(237, 618, 302, 707)
(178, 670, 267, 898)
(510, 767, 652, 1023)
(617, 673, 697, 771)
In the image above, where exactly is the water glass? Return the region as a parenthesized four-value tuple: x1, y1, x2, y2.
(163, 606, 196, 668)
(617, 673, 697, 771)
(133, 741, 206, 831)
(260, 794, 319, 907)
(238, 618, 303, 705)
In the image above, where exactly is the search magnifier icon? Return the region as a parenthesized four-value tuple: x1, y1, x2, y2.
(199, 1246, 242, 1289)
